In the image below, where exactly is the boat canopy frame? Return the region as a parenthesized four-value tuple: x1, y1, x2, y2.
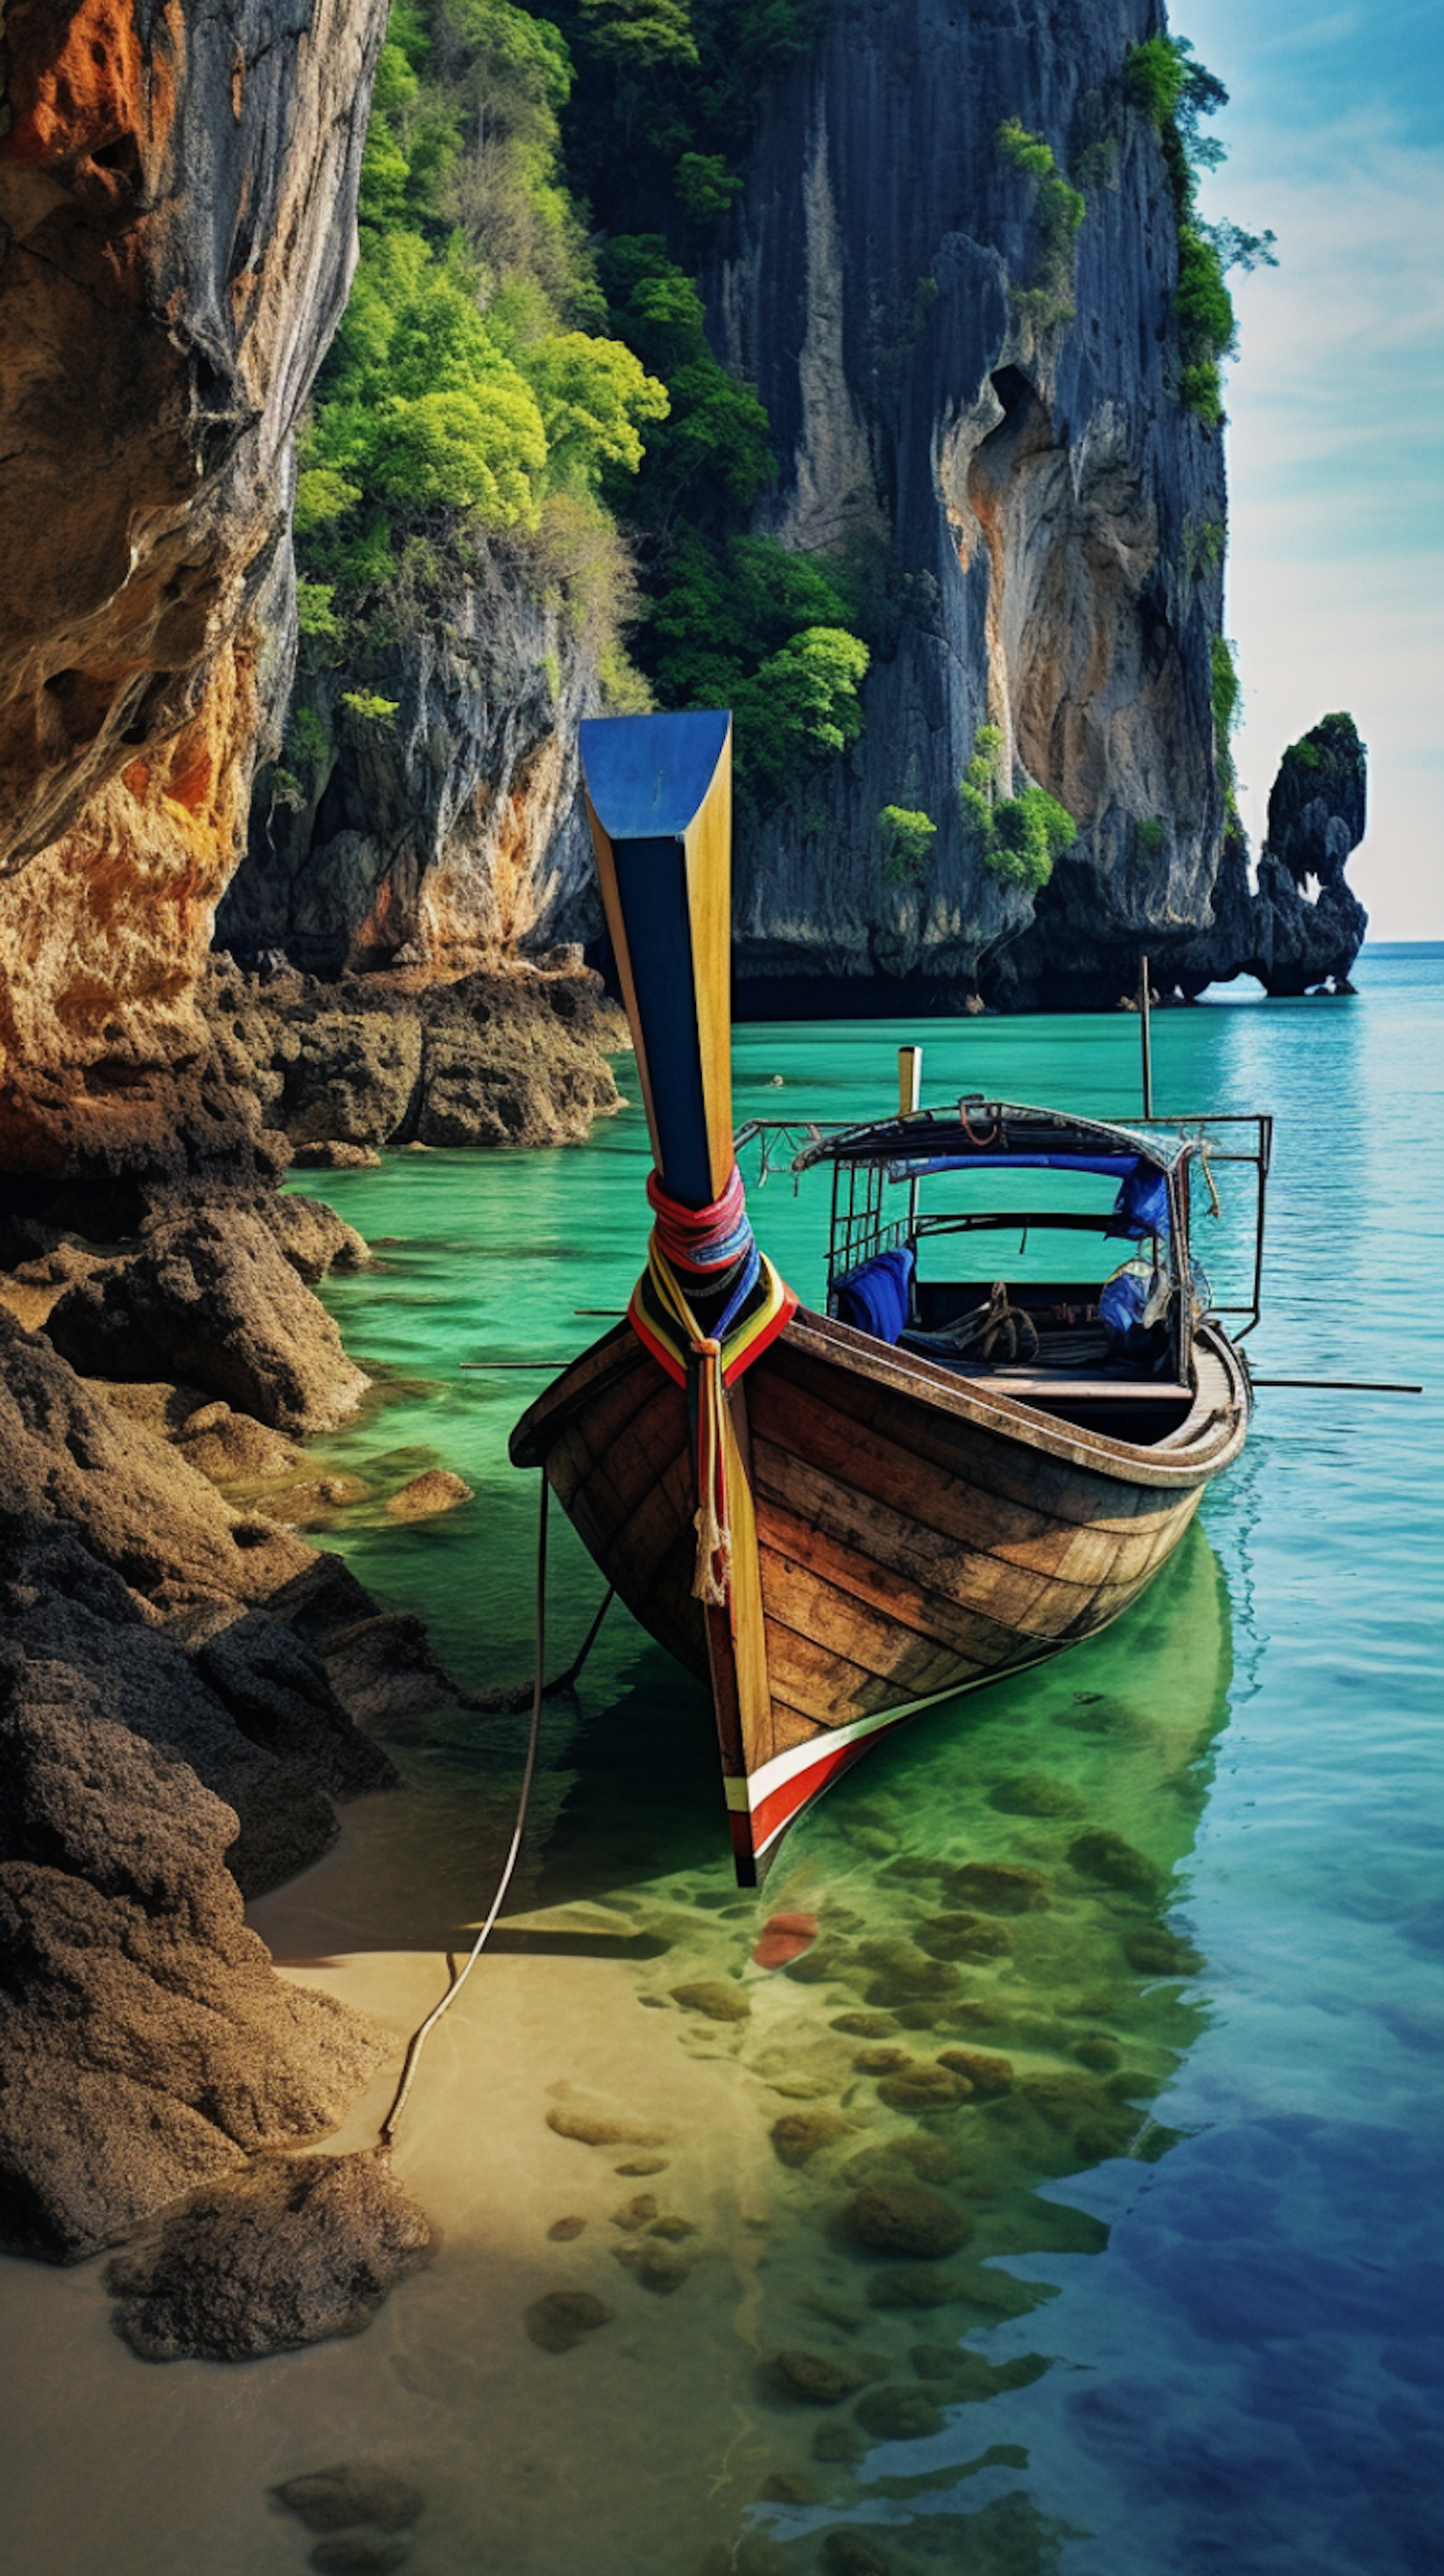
(735, 1101, 1274, 1340)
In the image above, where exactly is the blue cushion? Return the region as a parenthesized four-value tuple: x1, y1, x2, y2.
(835, 1245, 915, 1344)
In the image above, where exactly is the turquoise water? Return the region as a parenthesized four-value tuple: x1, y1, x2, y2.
(258, 944, 1442, 2574)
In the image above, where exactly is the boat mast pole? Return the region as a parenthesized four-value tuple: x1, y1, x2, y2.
(1139, 953, 1154, 1118)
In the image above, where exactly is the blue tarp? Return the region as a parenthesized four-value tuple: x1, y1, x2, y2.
(834, 1244, 915, 1343)
(882, 1152, 1171, 1242)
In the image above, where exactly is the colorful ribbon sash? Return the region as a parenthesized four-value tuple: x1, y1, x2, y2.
(628, 1164, 796, 1606)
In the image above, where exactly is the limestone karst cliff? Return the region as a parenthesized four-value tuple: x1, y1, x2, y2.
(0, 0, 392, 1173)
(218, 0, 1365, 1008)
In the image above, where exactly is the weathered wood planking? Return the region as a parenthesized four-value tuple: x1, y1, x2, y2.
(510, 1308, 1247, 1882)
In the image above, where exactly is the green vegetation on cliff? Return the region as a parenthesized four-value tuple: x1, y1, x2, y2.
(293, 0, 867, 811)
(960, 726, 1077, 893)
(294, 0, 664, 683)
(995, 119, 1087, 328)
(878, 806, 938, 887)
(1124, 32, 1275, 426)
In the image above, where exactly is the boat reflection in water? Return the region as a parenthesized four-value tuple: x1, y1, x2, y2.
(499, 1513, 1234, 2572)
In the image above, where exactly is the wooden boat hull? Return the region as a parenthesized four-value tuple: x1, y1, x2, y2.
(510, 1306, 1250, 1884)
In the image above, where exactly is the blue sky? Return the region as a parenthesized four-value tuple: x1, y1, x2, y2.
(1176, 0, 1443, 937)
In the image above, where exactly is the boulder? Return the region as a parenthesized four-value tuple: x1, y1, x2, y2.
(44, 1208, 368, 1432)
(0, 1648, 388, 2260)
(107, 2153, 429, 2359)
(0, 1309, 313, 1600)
(384, 1470, 474, 1521)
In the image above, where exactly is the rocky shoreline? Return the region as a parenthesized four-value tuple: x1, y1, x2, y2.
(205, 951, 630, 1157)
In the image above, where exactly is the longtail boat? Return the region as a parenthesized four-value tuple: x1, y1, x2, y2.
(510, 712, 1266, 1885)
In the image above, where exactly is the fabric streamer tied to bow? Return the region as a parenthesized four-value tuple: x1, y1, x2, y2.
(628, 1164, 796, 1606)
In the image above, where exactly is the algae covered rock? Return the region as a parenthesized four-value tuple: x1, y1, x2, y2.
(771, 2110, 849, 2168)
(853, 2383, 945, 2441)
(385, 1470, 474, 1520)
(1067, 1830, 1162, 1894)
(915, 1912, 1014, 1963)
(846, 2184, 972, 2259)
(1124, 1925, 1203, 1976)
(812, 2421, 868, 2466)
(944, 1863, 1050, 1915)
(876, 2063, 972, 2113)
(865, 2266, 966, 2309)
(821, 2531, 898, 2576)
(987, 1771, 1084, 1817)
(771, 2349, 862, 2406)
(936, 2049, 1015, 2100)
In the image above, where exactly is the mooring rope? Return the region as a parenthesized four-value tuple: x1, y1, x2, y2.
(377, 1474, 551, 2153)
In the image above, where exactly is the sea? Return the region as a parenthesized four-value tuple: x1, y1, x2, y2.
(3, 945, 1439, 2576)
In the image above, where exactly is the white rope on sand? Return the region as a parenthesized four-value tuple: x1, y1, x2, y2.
(377, 1475, 550, 2153)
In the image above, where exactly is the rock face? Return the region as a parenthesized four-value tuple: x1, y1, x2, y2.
(0, 1502, 397, 2262)
(219, 535, 605, 977)
(0, 0, 385, 1175)
(0, 1272, 426, 2265)
(707, 0, 1364, 1008)
(203, 954, 628, 1151)
(1268, 714, 1367, 891)
(214, 0, 1362, 1009)
(43, 1207, 370, 1432)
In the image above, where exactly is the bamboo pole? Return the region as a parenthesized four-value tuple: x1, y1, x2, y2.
(1139, 952, 1154, 1117)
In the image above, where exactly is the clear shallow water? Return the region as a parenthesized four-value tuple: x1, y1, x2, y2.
(5, 952, 1440, 2576)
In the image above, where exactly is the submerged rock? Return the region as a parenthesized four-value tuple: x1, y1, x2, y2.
(610, 2193, 659, 2231)
(384, 1469, 474, 1521)
(944, 1863, 1050, 1915)
(670, 1979, 751, 2022)
(853, 2384, 945, 2442)
(771, 2349, 863, 2406)
(986, 1771, 1083, 1818)
(273, 2466, 425, 2534)
(935, 2049, 1016, 2100)
(612, 2238, 690, 2292)
(876, 2063, 972, 2113)
(812, 2422, 868, 2466)
(524, 2289, 613, 2353)
(1123, 1926, 1203, 1977)
(771, 2110, 850, 2168)
(846, 2185, 972, 2259)
(107, 2153, 429, 2360)
(820, 2531, 898, 2576)
(864, 2268, 966, 2309)
(546, 2103, 668, 2149)
(1067, 1830, 1162, 1895)
(308, 2542, 409, 2576)
(915, 1912, 1014, 1963)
